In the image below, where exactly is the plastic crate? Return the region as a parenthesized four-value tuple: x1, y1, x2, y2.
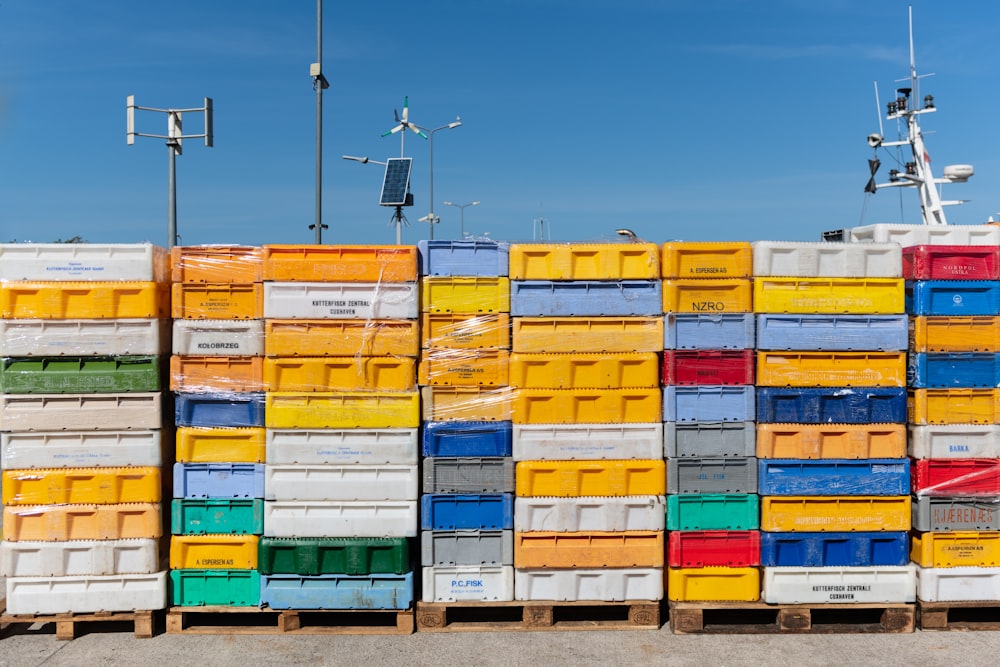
(911, 458, 1000, 496)
(421, 313, 511, 350)
(2, 467, 160, 506)
(418, 239, 510, 277)
(175, 427, 265, 464)
(908, 388, 1000, 425)
(662, 279, 753, 314)
(417, 349, 509, 387)
(1, 429, 162, 469)
(755, 423, 907, 459)
(264, 464, 418, 501)
(420, 276, 510, 313)
(169, 355, 264, 393)
(175, 392, 265, 428)
(513, 422, 663, 461)
(260, 573, 413, 610)
(757, 459, 910, 496)
(759, 531, 908, 567)
(420, 530, 512, 566)
(0, 318, 170, 357)
(911, 531, 1000, 567)
(170, 569, 260, 606)
(171, 283, 263, 319)
(515, 459, 665, 497)
(511, 316, 663, 353)
(173, 462, 265, 499)
(172, 319, 264, 356)
(909, 316, 1000, 353)
(513, 531, 664, 568)
(757, 387, 906, 424)
(513, 496, 665, 532)
(169, 534, 259, 569)
(421, 565, 514, 602)
(170, 245, 263, 283)
(846, 223, 1000, 245)
(666, 494, 760, 531)
(751, 241, 901, 278)
(4, 572, 168, 615)
(267, 427, 419, 465)
(916, 565, 1000, 602)
(513, 387, 661, 424)
(263, 281, 418, 319)
(265, 356, 416, 392)
(0, 242, 169, 282)
(665, 313, 755, 350)
(422, 421, 512, 458)
(510, 280, 661, 317)
(264, 318, 419, 357)
(507, 242, 660, 280)
(667, 531, 761, 567)
(902, 244, 1000, 280)
(666, 566, 760, 602)
(662, 350, 754, 385)
(0, 392, 164, 432)
(761, 566, 916, 604)
(263, 500, 418, 538)
(170, 498, 264, 535)
(258, 537, 410, 575)
(265, 391, 420, 429)
(664, 385, 755, 422)
(756, 314, 908, 351)
(514, 567, 663, 602)
(908, 352, 1000, 388)
(0, 356, 162, 395)
(912, 496, 1000, 532)
(660, 241, 753, 279)
(420, 494, 514, 531)
(756, 351, 906, 387)
(1, 281, 170, 320)
(0, 538, 160, 577)
(2, 503, 162, 541)
(420, 386, 513, 422)
(753, 277, 904, 314)
(509, 352, 659, 389)
(907, 280, 1000, 316)
(664, 421, 756, 458)
(261, 244, 417, 282)
(760, 496, 911, 532)
(422, 457, 514, 493)
(666, 457, 759, 494)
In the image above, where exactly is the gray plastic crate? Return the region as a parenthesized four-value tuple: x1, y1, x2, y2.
(912, 495, 1000, 532)
(666, 456, 758, 494)
(664, 421, 756, 458)
(422, 457, 515, 493)
(420, 529, 514, 566)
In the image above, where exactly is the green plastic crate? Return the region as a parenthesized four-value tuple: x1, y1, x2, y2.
(170, 569, 261, 606)
(0, 356, 163, 394)
(257, 537, 410, 576)
(666, 493, 760, 531)
(171, 499, 264, 535)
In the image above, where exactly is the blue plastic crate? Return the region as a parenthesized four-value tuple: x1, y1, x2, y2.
(175, 392, 265, 428)
(418, 240, 509, 277)
(908, 353, 1000, 388)
(906, 280, 1000, 316)
(664, 313, 755, 350)
(756, 314, 908, 351)
(509, 280, 662, 317)
(421, 421, 513, 457)
(663, 385, 755, 422)
(758, 458, 910, 495)
(759, 531, 909, 567)
(173, 462, 265, 499)
(756, 387, 907, 424)
(260, 572, 414, 610)
(420, 493, 514, 530)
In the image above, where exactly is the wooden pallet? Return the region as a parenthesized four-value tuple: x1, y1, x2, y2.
(668, 600, 915, 634)
(0, 598, 155, 640)
(919, 600, 1000, 630)
(415, 599, 661, 632)
(165, 605, 414, 635)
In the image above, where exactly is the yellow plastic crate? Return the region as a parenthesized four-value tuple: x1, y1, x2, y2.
(2, 503, 162, 541)
(171, 245, 263, 283)
(909, 389, 1000, 425)
(508, 352, 660, 389)
(175, 427, 265, 463)
(170, 355, 264, 393)
(511, 387, 661, 424)
(420, 386, 513, 422)
(756, 351, 906, 387)
(420, 277, 510, 313)
(265, 391, 420, 429)
(661, 242, 753, 279)
(510, 316, 663, 353)
(662, 279, 753, 314)
(507, 243, 660, 280)
(1, 281, 169, 319)
(169, 534, 259, 569)
(911, 531, 1000, 567)
(171, 283, 264, 319)
(666, 566, 761, 602)
(264, 319, 419, 357)
(760, 496, 911, 532)
(910, 316, 1000, 352)
(2, 467, 161, 506)
(417, 349, 509, 387)
(755, 423, 907, 459)
(265, 356, 416, 392)
(261, 244, 418, 282)
(752, 278, 904, 314)
(514, 459, 666, 497)
(513, 531, 665, 568)
(421, 313, 511, 350)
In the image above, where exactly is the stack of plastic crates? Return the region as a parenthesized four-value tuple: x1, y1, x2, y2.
(753, 241, 915, 605)
(259, 245, 419, 611)
(0, 243, 170, 615)
(417, 240, 516, 603)
(169, 245, 266, 607)
(508, 242, 665, 603)
(660, 242, 760, 604)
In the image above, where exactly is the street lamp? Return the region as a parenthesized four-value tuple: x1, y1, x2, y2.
(413, 119, 461, 240)
(442, 201, 480, 238)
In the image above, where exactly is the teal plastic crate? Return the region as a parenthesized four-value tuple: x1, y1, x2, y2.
(257, 537, 410, 576)
(666, 493, 760, 530)
(170, 569, 261, 606)
(171, 498, 264, 535)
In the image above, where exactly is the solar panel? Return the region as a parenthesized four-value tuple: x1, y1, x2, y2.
(380, 157, 413, 206)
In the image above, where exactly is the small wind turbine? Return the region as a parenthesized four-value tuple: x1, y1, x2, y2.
(381, 96, 427, 156)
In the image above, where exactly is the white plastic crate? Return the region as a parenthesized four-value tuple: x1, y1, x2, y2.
(172, 319, 265, 356)
(0, 243, 169, 282)
(513, 496, 666, 532)
(0, 393, 164, 432)
(762, 566, 916, 604)
(263, 464, 419, 501)
(1, 539, 159, 577)
(1, 430, 162, 469)
(262, 282, 418, 320)
(421, 565, 515, 602)
(4, 571, 168, 615)
(512, 423, 663, 461)
(917, 565, 1000, 602)
(908, 424, 1000, 459)
(262, 500, 418, 538)
(514, 567, 663, 602)
(265, 428, 418, 465)
(751, 241, 902, 278)
(846, 224, 1000, 245)
(0, 319, 170, 357)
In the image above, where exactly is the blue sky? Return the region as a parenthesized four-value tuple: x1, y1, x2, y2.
(2, 1, 999, 247)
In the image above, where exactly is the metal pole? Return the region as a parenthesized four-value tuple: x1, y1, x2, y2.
(314, 0, 323, 243)
(428, 133, 435, 240)
(168, 145, 177, 248)
(460, 208, 464, 238)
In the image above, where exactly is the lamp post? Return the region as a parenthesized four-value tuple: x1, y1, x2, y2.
(414, 119, 461, 240)
(310, 0, 330, 243)
(442, 201, 480, 238)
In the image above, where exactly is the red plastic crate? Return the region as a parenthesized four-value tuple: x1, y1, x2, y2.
(667, 530, 761, 567)
(662, 350, 755, 386)
(911, 457, 1000, 496)
(902, 245, 1000, 280)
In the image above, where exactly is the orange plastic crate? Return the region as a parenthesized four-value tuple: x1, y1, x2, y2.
(262, 245, 418, 282)
(170, 356, 264, 393)
(171, 283, 264, 319)
(513, 531, 664, 568)
(171, 246, 263, 283)
(264, 319, 419, 357)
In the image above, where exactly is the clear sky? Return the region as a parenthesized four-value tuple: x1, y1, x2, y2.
(2, 1, 999, 247)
